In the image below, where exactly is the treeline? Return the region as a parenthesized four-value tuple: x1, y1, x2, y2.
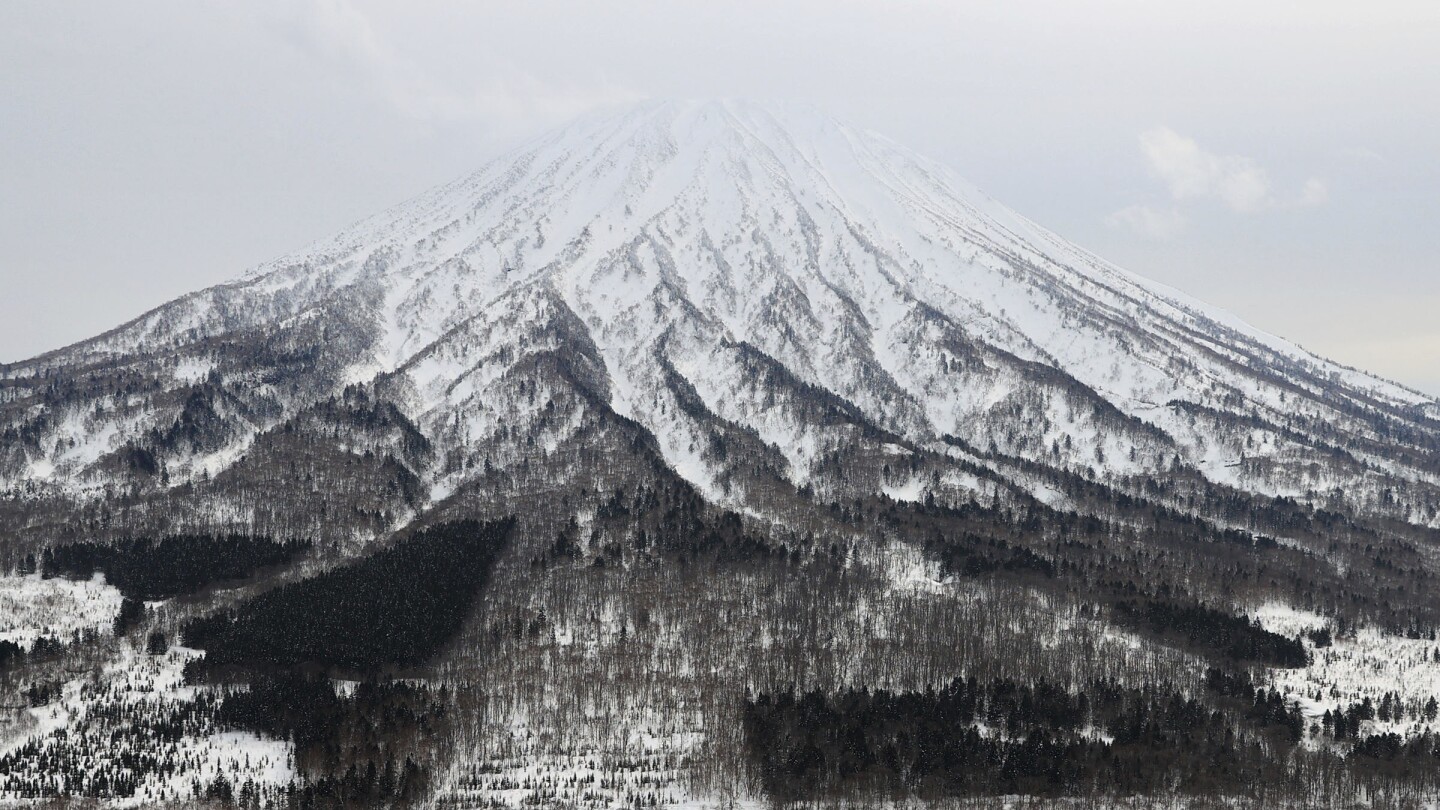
(214, 672, 441, 806)
(1324, 692, 1440, 740)
(1115, 599, 1309, 668)
(926, 531, 1057, 579)
(917, 503, 1306, 668)
(879, 432, 1440, 637)
(1203, 668, 1305, 741)
(530, 481, 797, 572)
(39, 533, 311, 600)
(0, 633, 88, 675)
(183, 518, 513, 672)
(743, 676, 1299, 801)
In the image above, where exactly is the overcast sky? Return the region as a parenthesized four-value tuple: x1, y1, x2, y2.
(2, 1, 1437, 397)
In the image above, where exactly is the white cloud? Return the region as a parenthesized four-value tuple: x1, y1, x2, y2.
(1139, 127, 1273, 212)
(1136, 127, 1329, 213)
(1297, 178, 1329, 208)
(1105, 204, 1187, 240)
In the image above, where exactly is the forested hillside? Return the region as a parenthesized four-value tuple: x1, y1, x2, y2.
(1, 100, 1439, 807)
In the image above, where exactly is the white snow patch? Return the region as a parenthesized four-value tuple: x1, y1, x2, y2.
(1257, 602, 1440, 739)
(881, 478, 925, 503)
(0, 572, 125, 650)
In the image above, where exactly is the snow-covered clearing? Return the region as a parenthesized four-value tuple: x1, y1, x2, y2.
(1256, 601, 1440, 737)
(0, 572, 124, 650)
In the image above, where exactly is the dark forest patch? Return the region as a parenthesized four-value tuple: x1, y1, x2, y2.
(926, 531, 1057, 579)
(41, 534, 311, 601)
(1114, 599, 1308, 668)
(182, 518, 513, 673)
(743, 676, 1298, 801)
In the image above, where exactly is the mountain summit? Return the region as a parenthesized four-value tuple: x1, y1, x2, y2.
(4, 99, 1435, 530)
(4, 99, 1440, 808)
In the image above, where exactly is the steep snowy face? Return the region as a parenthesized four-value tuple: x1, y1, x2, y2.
(2, 100, 1437, 527)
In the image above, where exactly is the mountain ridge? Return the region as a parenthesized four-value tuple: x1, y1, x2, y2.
(8, 100, 1440, 808)
(1, 99, 1437, 536)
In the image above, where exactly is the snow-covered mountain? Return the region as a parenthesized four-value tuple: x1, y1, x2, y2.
(3, 99, 1435, 535)
(7, 99, 1440, 809)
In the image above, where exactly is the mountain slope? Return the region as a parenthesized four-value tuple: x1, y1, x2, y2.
(7, 99, 1440, 809)
(2, 99, 1435, 535)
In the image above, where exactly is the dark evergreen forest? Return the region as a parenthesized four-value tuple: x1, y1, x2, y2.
(742, 677, 1303, 800)
(182, 518, 513, 672)
(40, 534, 311, 600)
